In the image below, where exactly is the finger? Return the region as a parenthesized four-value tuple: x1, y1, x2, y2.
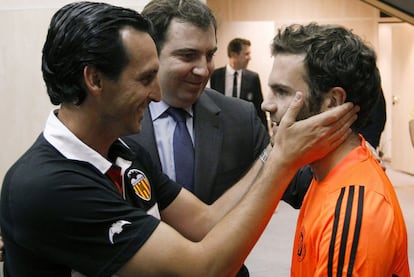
(305, 102, 357, 128)
(327, 105, 359, 133)
(326, 127, 352, 151)
(278, 91, 304, 129)
(316, 109, 357, 149)
(323, 105, 359, 144)
(316, 105, 358, 154)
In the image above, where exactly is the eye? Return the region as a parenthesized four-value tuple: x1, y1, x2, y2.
(140, 71, 158, 86)
(272, 86, 289, 96)
(179, 52, 197, 62)
(206, 52, 215, 62)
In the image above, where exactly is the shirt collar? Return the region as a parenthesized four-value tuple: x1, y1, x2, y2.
(149, 100, 193, 120)
(226, 64, 240, 76)
(43, 110, 112, 174)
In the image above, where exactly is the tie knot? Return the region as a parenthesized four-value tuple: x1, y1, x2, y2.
(168, 107, 188, 122)
(234, 71, 238, 77)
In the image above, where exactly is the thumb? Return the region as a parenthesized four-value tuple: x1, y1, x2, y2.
(279, 91, 304, 128)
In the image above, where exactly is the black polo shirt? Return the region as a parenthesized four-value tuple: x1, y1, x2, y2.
(0, 111, 181, 276)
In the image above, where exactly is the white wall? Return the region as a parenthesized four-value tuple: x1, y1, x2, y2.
(0, 1, 149, 181)
(212, 21, 275, 101)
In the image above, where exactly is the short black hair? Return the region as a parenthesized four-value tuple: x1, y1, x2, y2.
(142, 0, 217, 53)
(227, 38, 251, 57)
(42, 1, 153, 105)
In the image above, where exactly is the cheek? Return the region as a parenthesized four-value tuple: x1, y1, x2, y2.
(157, 66, 170, 82)
(121, 84, 145, 107)
(277, 106, 288, 119)
(207, 62, 215, 75)
(277, 98, 293, 118)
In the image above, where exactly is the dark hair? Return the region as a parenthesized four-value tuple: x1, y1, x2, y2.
(227, 38, 251, 57)
(142, 0, 217, 52)
(42, 1, 153, 105)
(271, 23, 381, 132)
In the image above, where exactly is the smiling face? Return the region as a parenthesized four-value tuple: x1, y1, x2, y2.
(100, 28, 161, 136)
(262, 53, 316, 132)
(157, 19, 217, 108)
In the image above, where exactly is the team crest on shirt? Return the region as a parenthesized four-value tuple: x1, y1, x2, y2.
(126, 169, 151, 201)
(297, 227, 306, 262)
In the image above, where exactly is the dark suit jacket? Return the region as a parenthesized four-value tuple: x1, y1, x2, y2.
(127, 88, 269, 204)
(210, 67, 268, 130)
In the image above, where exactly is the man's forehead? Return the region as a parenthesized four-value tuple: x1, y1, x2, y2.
(162, 21, 216, 53)
(268, 55, 308, 91)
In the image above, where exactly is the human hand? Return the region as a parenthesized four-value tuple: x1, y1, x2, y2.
(272, 91, 359, 168)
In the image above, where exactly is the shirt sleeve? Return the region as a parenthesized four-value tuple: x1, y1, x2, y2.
(313, 186, 408, 276)
(8, 160, 161, 276)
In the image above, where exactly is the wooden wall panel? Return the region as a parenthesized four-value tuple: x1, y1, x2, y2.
(208, 0, 378, 22)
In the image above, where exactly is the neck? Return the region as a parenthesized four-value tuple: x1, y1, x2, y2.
(229, 61, 240, 71)
(310, 133, 361, 182)
(58, 104, 117, 159)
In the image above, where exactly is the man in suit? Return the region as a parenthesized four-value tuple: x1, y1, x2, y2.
(0, 2, 359, 275)
(210, 38, 268, 130)
(130, 0, 269, 206)
(127, 2, 267, 276)
(127, 1, 292, 276)
(132, 89, 268, 205)
(127, 0, 356, 275)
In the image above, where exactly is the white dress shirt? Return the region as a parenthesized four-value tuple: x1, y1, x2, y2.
(148, 101, 194, 182)
(225, 64, 241, 98)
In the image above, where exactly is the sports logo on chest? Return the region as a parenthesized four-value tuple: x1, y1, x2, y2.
(126, 168, 151, 201)
(297, 226, 306, 262)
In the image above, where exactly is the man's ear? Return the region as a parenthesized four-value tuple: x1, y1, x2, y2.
(83, 65, 103, 96)
(327, 87, 346, 108)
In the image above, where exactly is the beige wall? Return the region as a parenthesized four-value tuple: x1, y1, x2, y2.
(0, 1, 150, 181)
(386, 24, 414, 174)
(207, 0, 414, 173)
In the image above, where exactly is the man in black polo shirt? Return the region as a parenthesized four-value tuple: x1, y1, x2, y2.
(0, 2, 357, 276)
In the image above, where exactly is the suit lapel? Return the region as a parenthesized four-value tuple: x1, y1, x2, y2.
(134, 108, 162, 170)
(193, 92, 223, 200)
(216, 68, 226, 94)
(240, 69, 249, 99)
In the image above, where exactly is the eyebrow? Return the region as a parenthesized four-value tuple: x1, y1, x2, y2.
(268, 83, 292, 91)
(210, 47, 218, 54)
(172, 47, 218, 55)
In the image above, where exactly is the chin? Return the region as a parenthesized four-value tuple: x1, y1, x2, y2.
(134, 125, 142, 134)
(125, 124, 141, 137)
(180, 92, 199, 106)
